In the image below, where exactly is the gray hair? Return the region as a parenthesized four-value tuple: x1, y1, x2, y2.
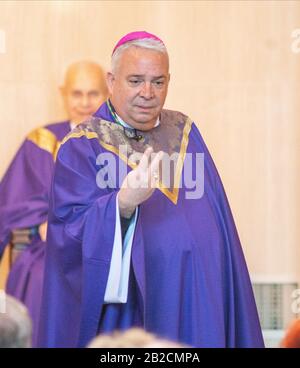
(111, 38, 168, 73)
(87, 327, 187, 348)
(0, 293, 32, 348)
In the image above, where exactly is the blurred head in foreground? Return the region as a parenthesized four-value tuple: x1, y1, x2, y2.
(0, 293, 32, 348)
(280, 319, 300, 348)
(87, 327, 187, 348)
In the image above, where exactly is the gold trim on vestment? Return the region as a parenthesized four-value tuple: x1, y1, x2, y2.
(61, 115, 192, 205)
(27, 127, 61, 160)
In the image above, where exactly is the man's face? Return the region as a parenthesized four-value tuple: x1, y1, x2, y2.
(62, 69, 107, 124)
(108, 47, 170, 131)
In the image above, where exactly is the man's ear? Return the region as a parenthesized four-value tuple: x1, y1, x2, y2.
(106, 72, 115, 95)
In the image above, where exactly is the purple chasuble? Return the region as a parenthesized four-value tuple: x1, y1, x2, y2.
(0, 121, 71, 347)
(38, 103, 264, 348)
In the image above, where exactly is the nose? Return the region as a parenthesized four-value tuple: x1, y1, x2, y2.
(140, 82, 154, 99)
(80, 94, 90, 107)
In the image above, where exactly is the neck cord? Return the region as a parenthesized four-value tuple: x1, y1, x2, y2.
(106, 99, 143, 142)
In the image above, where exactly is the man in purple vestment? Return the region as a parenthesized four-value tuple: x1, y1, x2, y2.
(38, 32, 264, 348)
(0, 61, 108, 347)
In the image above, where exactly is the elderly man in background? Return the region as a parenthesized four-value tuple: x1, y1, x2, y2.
(0, 61, 108, 347)
(38, 32, 264, 348)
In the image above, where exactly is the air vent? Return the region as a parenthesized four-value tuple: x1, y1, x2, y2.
(252, 282, 299, 330)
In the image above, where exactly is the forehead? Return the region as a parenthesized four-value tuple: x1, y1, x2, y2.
(117, 47, 169, 76)
(66, 70, 104, 90)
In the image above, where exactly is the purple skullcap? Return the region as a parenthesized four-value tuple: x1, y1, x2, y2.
(112, 31, 164, 55)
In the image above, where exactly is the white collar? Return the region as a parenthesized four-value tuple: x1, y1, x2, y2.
(116, 113, 160, 129)
(69, 121, 76, 130)
(70, 116, 160, 131)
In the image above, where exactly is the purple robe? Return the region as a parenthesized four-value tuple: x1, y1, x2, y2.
(0, 121, 70, 347)
(38, 103, 264, 348)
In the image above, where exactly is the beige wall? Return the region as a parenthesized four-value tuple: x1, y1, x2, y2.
(0, 0, 300, 285)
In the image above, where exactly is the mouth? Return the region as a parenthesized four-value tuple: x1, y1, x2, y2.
(135, 105, 156, 111)
(78, 111, 93, 116)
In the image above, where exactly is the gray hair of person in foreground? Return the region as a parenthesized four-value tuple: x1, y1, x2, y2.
(0, 293, 32, 348)
(87, 327, 187, 348)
